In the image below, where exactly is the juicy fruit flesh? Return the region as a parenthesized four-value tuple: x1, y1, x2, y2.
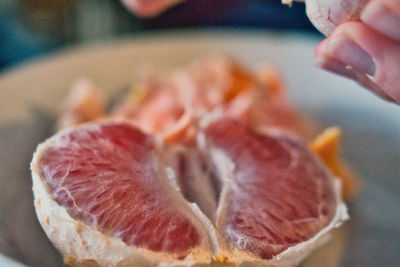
(207, 120, 335, 260)
(37, 119, 338, 262)
(38, 123, 200, 255)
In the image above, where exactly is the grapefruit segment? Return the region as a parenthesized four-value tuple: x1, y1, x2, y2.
(33, 121, 214, 262)
(205, 119, 336, 260)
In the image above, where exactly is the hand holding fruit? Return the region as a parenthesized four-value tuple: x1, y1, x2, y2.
(309, 0, 400, 102)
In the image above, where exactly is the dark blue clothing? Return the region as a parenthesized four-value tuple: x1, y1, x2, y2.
(140, 0, 314, 30)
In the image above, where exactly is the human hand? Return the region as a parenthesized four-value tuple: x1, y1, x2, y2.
(307, 0, 400, 102)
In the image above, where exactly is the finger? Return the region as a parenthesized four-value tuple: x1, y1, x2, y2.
(317, 22, 400, 102)
(361, 0, 400, 41)
(121, 0, 181, 17)
(316, 52, 395, 102)
(315, 39, 394, 101)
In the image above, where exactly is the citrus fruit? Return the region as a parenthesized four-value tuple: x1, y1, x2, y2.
(32, 57, 350, 266)
(31, 118, 347, 266)
(304, 0, 369, 35)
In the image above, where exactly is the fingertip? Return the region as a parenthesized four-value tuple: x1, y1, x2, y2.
(315, 38, 330, 58)
(315, 40, 398, 103)
(315, 55, 396, 103)
(326, 34, 376, 76)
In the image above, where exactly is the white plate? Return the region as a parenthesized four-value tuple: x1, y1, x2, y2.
(0, 30, 399, 266)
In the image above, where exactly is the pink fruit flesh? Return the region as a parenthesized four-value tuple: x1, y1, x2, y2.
(206, 119, 336, 260)
(38, 122, 200, 255)
(37, 119, 338, 260)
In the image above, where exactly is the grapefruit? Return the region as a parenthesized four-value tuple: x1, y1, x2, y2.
(32, 57, 350, 266)
(31, 118, 347, 266)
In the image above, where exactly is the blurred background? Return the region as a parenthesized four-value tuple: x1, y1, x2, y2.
(1, 2, 400, 267)
(0, 0, 317, 70)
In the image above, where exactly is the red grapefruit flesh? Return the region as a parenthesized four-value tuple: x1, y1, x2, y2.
(206, 119, 336, 260)
(37, 122, 201, 256)
(32, 118, 346, 266)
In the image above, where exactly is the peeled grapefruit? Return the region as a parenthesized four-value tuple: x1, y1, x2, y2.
(31, 118, 347, 266)
(31, 57, 349, 266)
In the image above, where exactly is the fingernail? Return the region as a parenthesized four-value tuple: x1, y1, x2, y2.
(327, 35, 376, 76)
(316, 55, 396, 103)
(361, 4, 400, 41)
(315, 55, 358, 80)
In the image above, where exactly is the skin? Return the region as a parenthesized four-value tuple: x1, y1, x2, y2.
(307, 0, 400, 103)
(122, 0, 400, 103)
(121, 0, 182, 17)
